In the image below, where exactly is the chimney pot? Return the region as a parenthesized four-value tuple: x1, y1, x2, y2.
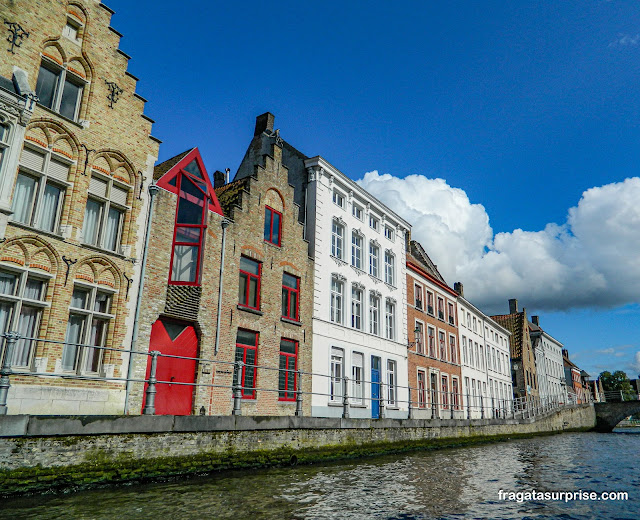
(454, 282, 464, 297)
(508, 298, 518, 314)
(254, 112, 275, 136)
(532, 316, 539, 326)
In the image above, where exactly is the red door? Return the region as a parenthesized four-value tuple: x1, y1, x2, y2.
(142, 320, 198, 415)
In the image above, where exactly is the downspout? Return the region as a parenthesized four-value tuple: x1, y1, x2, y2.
(214, 218, 230, 355)
(124, 183, 160, 414)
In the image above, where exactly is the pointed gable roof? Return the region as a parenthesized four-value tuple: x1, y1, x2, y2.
(410, 240, 448, 285)
(154, 147, 224, 216)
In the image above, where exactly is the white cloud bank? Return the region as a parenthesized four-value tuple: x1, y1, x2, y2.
(357, 172, 640, 313)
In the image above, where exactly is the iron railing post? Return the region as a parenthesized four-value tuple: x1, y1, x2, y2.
(407, 387, 413, 419)
(480, 395, 484, 419)
(466, 392, 471, 420)
(295, 369, 303, 416)
(0, 331, 19, 415)
(142, 350, 159, 415)
(450, 392, 454, 419)
(379, 382, 385, 419)
(232, 360, 243, 416)
(342, 376, 350, 419)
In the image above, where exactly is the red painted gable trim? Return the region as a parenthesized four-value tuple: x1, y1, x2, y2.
(406, 260, 458, 298)
(156, 147, 224, 216)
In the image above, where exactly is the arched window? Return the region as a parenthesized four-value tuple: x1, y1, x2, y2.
(169, 160, 208, 284)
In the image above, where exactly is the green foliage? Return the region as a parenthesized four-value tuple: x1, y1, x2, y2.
(599, 370, 636, 400)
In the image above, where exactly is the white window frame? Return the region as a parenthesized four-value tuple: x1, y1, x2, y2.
(387, 359, 397, 405)
(369, 241, 379, 278)
(351, 231, 363, 269)
(331, 220, 344, 259)
(0, 266, 50, 369)
(369, 214, 379, 231)
(332, 189, 345, 209)
(415, 319, 425, 355)
(351, 351, 364, 405)
(12, 144, 72, 234)
(384, 225, 395, 241)
(369, 292, 380, 335)
(83, 171, 129, 252)
(351, 284, 363, 330)
(330, 277, 344, 324)
(352, 203, 363, 220)
(330, 347, 344, 401)
(62, 282, 116, 375)
(384, 250, 394, 286)
(35, 58, 86, 122)
(385, 299, 395, 340)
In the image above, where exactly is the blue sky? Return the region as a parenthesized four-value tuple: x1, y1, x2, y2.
(105, 0, 640, 379)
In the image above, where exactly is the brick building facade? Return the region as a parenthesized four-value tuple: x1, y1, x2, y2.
(492, 299, 539, 400)
(128, 115, 313, 416)
(0, 1, 159, 414)
(406, 240, 463, 419)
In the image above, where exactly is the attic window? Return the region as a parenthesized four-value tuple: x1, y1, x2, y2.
(62, 18, 81, 42)
(184, 159, 203, 178)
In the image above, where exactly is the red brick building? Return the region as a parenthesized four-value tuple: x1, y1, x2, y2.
(406, 240, 462, 418)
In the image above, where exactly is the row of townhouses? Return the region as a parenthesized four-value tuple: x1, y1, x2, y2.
(0, 1, 590, 418)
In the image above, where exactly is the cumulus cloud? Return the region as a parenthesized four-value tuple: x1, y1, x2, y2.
(630, 351, 640, 375)
(357, 172, 640, 313)
(609, 33, 640, 47)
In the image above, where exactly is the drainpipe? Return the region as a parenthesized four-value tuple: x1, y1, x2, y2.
(124, 183, 160, 414)
(214, 219, 230, 355)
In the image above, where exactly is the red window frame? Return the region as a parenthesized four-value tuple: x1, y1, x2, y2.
(448, 302, 455, 325)
(278, 338, 298, 401)
(234, 329, 258, 399)
(282, 273, 300, 321)
(452, 378, 460, 409)
(427, 291, 434, 315)
(417, 370, 427, 408)
(439, 331, 446, 360)
(437, 297, 444, 320)
(169, 171, 208, 286)
(238, 256, 261, 310)
(441, 375, 449, 409)
(450, 335, 457, 364)
(414, 284, 423, 309)
(428, 327, 435, 357)
(264, 206, 282, 246)
(415, 321, 425, 355)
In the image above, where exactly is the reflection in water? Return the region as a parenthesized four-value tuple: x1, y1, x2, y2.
(1, 432, 638, 520)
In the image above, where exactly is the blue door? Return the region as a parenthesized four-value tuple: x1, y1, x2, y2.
(371, 356, 381, 418)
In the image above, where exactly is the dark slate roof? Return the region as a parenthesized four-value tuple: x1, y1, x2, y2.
(214, 177, 250, 219)
(153, 149, 193, 181)
(409, 240, 447, 284)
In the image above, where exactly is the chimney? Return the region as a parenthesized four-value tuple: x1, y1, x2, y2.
(508, 298, 518, 314)
(254, 112, 275, 136)
(213, 170, 226, 189)
(532, 315, 539, 326)
(454, 282, 464, 297)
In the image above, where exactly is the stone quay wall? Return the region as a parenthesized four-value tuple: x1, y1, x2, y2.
(0, 404, 596, 495)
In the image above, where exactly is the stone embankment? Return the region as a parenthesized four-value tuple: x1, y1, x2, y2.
(0, 404, 596, 496)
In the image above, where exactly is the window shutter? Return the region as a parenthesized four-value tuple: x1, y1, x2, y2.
(47, 158, 70, 182)
(89, 175, 108, 197)
(111, 185, 128, 206)
(20, 147, 45, 171)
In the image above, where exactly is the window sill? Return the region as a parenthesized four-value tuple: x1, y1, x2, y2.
(35, 103, 85, 129)
(264, 239, 282, 249)
(385, 406, 400, 410)
(328, 401, 343, 407)
(81, 242, 127, 259)
(281, 317, 302, 327)
(330, 254, 347, 266)
(237, 305, 263, 316)
(9, 220, 65, 242)
(277, 399, 297, 404)
(350, 403, 367, 408)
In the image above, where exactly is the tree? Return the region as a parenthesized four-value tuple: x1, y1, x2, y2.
(599, 370, 636, 400)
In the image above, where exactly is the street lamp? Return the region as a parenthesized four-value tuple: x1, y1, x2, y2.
(408, 326, 422, 350)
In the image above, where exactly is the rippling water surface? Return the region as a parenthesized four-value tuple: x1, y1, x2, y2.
(1, 432, 639, 520)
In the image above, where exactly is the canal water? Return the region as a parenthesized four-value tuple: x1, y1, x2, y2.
(1, 431, 638, 520)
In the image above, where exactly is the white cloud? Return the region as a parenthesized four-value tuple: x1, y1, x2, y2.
(609, 33, 640, 47)
(630, 351, 640, 375)
(357, 172, 640, 313)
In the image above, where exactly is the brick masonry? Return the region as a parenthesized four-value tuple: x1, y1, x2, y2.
(0, 0, 159, 414)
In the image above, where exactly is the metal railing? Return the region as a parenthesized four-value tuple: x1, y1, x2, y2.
(0, 331, 577, 421)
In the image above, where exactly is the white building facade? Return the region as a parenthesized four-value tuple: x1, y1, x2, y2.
(304, 156, 410, 419)
(456, 285, 513, 418)
(530, 316, 567, 404)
